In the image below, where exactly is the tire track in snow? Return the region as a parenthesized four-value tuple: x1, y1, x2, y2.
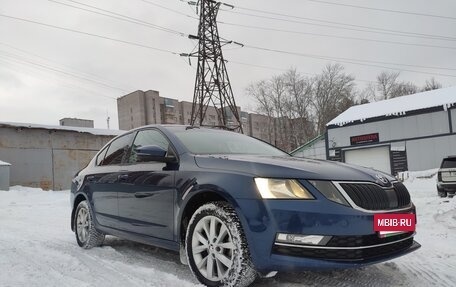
(40, 240, 200, 287)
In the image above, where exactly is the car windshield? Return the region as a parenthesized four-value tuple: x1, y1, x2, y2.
(441, 158, 456, 168)
(174, 129, 289, 156)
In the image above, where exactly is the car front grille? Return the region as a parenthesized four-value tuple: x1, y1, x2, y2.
(393, 182, 411, 207)
(273, 237, 414, 262)
(339, 182, 411, 210)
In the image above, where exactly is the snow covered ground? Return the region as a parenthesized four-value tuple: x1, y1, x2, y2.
(1, 172, 455, 287)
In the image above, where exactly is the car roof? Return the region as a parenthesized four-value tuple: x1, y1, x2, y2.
(137, 124, 236, 133)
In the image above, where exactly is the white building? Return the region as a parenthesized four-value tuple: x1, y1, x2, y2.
(325, 87, 456, 174)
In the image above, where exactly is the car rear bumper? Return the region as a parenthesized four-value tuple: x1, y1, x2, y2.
(235, 198, 419, 272)
(437, 182, 456, 192)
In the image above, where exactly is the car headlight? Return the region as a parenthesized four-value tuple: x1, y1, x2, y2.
(308, 180, 350, 206)
(254, 178, 314, 199)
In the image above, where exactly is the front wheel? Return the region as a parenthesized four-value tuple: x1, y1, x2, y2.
(74, 200, 105, 249)
(186, 202, 257, 287)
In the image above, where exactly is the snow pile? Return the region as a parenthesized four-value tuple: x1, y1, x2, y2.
(1, 174, 455, 286)
(397, 168, 439, 181)
(327, 86, 456, 127)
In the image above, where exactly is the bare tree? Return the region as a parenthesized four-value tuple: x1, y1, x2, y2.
(376, 71, 400, 100)
(247, 65, 437, 151)
(358, 83, 376, 104)
(312, 64, 355, 135)
(283, 69, 315, 149)
(422, 78, 442, 92)
(390, 82, 418, 98)
(246, 69, 318, 151)
(245, 81, 275, 142)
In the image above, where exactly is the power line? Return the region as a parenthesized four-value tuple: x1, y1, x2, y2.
(230, 5, 456, 41)
(227, 60, 376, 84)
(222, 9, 456, 42)
(145, 1, 456, 49)
(0, 50, 127, 93)
(0, 41, 134, 92)
(49, 0, 187, 36)
(234, 42, 456, 72)
(0, 13, 178, 54)
(2, 9, 453, 83)
(306, 0, 456, 21)
(140, 0, 198, 20)
(220, 21, 456, 51)
(0, 57, 117, 100)
(179, 0, 456, 41)
(243, 44, 456, 78)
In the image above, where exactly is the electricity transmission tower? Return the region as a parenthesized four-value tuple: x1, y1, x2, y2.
(183, 0, 244, 133)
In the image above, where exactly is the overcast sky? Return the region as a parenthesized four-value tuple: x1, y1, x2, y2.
(1, 0, 455, 129)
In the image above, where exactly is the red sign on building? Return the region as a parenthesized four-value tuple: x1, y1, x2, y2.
(350, 133, 379, 145)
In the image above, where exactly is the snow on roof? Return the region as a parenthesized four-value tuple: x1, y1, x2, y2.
(0, 160, 11, 166)
(327, 86, 456, 127)
(0, 121, 124, 136)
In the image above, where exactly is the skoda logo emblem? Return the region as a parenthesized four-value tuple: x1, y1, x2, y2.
(375, 174, 389, 185)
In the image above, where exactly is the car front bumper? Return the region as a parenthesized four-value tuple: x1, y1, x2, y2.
(235, 198, 420, 272)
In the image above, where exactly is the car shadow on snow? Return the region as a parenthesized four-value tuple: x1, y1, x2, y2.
(102, 236, 411, 287)
(252, 262, 411, 287)
(102, 236, 199, 284)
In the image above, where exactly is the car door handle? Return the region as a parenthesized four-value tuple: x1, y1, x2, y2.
(118, 174, 129, 181)
(134, 192, 155, 198)
(86, 175, 96, 182)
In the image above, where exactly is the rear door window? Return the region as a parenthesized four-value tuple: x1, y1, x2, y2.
(101, 133, 135, 166)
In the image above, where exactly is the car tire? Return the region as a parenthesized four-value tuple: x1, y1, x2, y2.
(438, 188, 447, 198)
(186, 201, 257, 287)
(74, 200, 105, 249)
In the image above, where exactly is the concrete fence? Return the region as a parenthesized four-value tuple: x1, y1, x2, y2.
(0, 160, 10, 190)
(0, 123, 121, 190)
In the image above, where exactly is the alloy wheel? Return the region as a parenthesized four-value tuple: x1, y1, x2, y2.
(76, 206, 90, 243)
(191, 215, 236, 282)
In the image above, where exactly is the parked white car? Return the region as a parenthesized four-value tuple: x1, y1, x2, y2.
(437, 156, 456, 198)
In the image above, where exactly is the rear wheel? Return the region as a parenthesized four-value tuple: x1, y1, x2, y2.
(74, 200, 105, 249)
(438, 187, 447, 198)
(186, 202, 256, 287)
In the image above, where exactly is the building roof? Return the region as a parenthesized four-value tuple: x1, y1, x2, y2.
(327, 86, 456, 127)
(290, 134, 325, 155)
(0, 121, 124, 136)
(0, 160, 11, 166)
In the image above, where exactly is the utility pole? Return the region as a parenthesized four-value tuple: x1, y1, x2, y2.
(106, 110, 110, 130)
(182, 0, 244, 133)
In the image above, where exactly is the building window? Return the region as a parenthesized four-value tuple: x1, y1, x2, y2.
(164, 98, 175, 108)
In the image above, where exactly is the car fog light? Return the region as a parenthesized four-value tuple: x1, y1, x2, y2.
(276, 233, 331, 245)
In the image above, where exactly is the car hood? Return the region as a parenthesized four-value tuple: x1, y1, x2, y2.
(194, 154, 395, 183)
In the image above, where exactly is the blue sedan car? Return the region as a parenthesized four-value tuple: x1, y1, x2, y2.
(70, 125, 420, 287)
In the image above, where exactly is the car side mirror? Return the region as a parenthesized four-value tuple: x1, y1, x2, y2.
(135, 145, 172, 163)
